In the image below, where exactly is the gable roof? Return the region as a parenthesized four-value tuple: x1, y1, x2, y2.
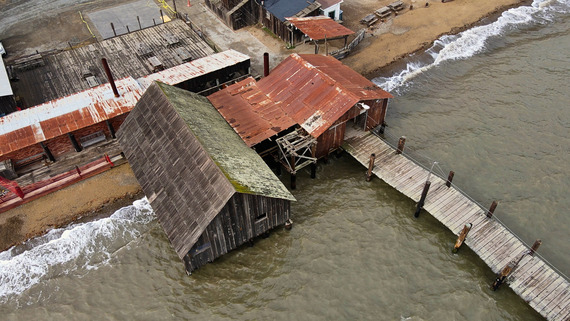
(263, 0, 317, 22)
(208, 54, 392, 147)
(117, 82, 294, 259)
(0, 77, 143, 157)
(287, 16, 354, 40)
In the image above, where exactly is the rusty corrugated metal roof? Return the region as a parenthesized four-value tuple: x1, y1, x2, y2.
(208, 53, 393, 146)
(137, 50, 250, 89)
(207, 77, 296, 147)
(0, 77, 143, 157)
(286, 16, 354, 40)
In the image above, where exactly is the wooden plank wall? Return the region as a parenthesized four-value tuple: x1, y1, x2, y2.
(184, 194, 290, 272)
(342, 126, 570, 321)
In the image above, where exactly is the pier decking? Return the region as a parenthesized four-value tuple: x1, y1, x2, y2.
(342, 126, 569, 321)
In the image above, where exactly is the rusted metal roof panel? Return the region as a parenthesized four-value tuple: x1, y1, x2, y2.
(137, 50, 250, 89)
(287, 16, 354, 40)
(208, 77, 296, 147)
(0, 77, 142, 157)
(208, 53, 392, 145)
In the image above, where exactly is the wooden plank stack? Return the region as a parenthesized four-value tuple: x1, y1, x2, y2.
(342, 126, 569, 321)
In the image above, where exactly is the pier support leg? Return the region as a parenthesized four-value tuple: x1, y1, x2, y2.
(68, 133, 82, 152)
(396, 136, 406, 154)
(414, 181, 431, 218)
(366, 153, 376, 181)
(486, 200, 498, 218)
(106, 119, 116, 139)
(453, 223, 472, 253)
(378, 122, 386, 135)
(446, 171, 455, 187)
(290, 173, 297, 190)
(40, 142, 56, 162)
(529, 239, 542, 256)
(310, 163, 317, 179)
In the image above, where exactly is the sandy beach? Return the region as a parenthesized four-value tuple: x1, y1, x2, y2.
(0, 0, 529, 250)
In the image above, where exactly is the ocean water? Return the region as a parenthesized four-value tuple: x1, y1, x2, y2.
(1, 0, 568, 320)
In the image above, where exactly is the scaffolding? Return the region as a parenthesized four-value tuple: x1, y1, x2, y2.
(276, 128, 317, 175)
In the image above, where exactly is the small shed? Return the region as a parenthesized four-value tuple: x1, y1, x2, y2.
(286, 16, 354, 53)
(117, 82, 295, 273)
(260, 0, 322, 45)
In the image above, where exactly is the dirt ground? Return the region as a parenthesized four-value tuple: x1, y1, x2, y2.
(0, 164, 142, 251)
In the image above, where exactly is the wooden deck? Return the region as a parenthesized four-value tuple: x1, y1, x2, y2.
(342, 127, 569, 321)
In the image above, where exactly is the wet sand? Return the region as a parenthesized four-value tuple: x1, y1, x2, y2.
(0, 164, 142, 251)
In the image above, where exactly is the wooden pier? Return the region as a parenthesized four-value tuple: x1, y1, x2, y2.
(342, 126, 569, 321)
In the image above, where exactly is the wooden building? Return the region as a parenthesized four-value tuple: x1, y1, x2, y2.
(117, 82, 295, 273)
(0, 50, 250, 179)
(7, 20, 215, 108)
(317, 0, 344, 21)
(207, 53, 393, 172)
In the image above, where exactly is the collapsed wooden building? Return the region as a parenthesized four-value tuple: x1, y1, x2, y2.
(207, 53, 393, 184)
(117, 82, 295, 273)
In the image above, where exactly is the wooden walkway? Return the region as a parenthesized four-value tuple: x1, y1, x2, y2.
(342, 127, 569, 321)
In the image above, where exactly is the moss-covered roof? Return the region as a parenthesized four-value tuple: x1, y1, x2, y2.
(157, 82, 295, 201)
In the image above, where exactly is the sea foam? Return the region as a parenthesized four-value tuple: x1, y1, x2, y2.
(374, 0, 563, 92)
(0, 198, 155, 302)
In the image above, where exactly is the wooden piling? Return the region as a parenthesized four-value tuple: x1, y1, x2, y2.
(529, 239, 542, 256)
(453, 223, 472, 253)
(414, 181, 431, 217)
(310, 163, 317, 179)
(110, 22, 117, 37)
(290, 156, 296, 190)
(446, 171, 455, 187)
(378, 122, 386, 134)
(39, 142, 56, 162)
(366, 153, 376, 181)
(396, 136, 406, 154)
(68, 133, 82, 152)
(486, 200, 498, 218)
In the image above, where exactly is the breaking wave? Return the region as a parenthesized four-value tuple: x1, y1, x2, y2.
(373, 0, 568, 92)
(0, 198, 155, 303)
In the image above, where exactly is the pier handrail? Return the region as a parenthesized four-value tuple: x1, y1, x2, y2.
(370, 128, 569, 281)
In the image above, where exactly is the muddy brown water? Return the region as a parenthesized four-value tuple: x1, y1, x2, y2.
(1, 0, 568, 320)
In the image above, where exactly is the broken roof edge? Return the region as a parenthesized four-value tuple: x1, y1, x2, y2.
(155, 82, 296, 202)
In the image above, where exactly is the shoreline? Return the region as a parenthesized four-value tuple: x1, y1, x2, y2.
(0, 0, 535, 252)
(366, 0, 534, 79)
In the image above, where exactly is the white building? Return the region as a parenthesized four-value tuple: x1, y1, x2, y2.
(318, 0, 343, 21)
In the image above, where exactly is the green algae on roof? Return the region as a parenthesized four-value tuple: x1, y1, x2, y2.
(156, 82, 295, 201)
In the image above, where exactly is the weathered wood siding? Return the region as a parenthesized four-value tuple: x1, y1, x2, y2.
(183, 193, 290, 272)
(314, 98, 388, 159)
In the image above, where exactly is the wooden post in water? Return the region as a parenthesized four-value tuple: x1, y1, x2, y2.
(446, 171, 455, 187)
(529, 239, 542, 256)
(290, 155, 296, 190)
(414, 181, 431, 217)
(378, 122, 386, 134)
(396, 136, 406, 154)
(487, 200, 498, 218)
(453, 223, 472, 253)
(110, 22, 117, 37)
(366, 153, 376, 181)
(310, 163, 317, 179)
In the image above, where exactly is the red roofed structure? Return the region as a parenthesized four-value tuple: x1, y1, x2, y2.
(208, 53, 392, 159)
(286, 16, 353, 41)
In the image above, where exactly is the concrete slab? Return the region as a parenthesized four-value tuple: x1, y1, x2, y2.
(88, 0, 165, 39)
